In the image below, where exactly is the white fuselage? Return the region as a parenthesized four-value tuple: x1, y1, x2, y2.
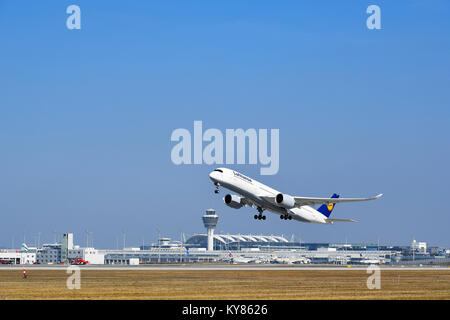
(209, 168, 328, 224)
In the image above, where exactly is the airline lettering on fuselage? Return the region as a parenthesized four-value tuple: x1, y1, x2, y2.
(233, 171, 252, 183)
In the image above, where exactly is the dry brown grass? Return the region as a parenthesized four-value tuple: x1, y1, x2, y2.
(0, 269, 448, 300)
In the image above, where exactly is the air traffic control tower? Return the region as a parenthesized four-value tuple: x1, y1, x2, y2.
(202, 209, 219, 251)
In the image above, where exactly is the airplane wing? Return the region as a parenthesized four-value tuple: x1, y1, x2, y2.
(262, 194, 382, 207)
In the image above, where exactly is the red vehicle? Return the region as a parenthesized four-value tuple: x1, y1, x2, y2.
(71, 258, 88, 265)
(0, 259, 13, 264)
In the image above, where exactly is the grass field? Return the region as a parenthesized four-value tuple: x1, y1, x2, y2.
(0, 269, 449, 300)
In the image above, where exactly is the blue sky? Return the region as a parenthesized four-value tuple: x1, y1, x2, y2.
(0, 1, 449, 248)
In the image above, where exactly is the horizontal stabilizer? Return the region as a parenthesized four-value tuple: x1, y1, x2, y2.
(325, 218, 357, 224)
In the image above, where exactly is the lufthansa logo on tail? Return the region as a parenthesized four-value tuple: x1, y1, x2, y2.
(327, 203, 334, 211)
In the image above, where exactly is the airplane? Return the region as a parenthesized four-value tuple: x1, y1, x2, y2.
(231, 256, 255, 264)
(271, 256, 311, 264)
(226, 252, 260, 264)
(209, 168, 382, 224)
(359, 253, 381, 264)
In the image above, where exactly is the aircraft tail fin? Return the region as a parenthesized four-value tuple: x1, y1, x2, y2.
(317, 193, 339, 217)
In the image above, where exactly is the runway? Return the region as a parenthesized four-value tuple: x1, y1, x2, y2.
(1, 264, 448, 271)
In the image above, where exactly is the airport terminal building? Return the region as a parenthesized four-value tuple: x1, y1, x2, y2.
(185, 234, 292, 251)
(1, 210, 449, 266)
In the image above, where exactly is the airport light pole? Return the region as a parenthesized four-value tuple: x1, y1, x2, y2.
(122, 229, 126, 250)
(156, 228, 160, 263)
(85, 230, 89, 248)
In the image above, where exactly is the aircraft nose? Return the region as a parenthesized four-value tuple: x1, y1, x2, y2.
(209, 171, 218, 181)
(209, 170, 224, 183)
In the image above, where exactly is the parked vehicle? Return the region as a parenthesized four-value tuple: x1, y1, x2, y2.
(71, 258, 88, 265)
(0, 259, 13, 264)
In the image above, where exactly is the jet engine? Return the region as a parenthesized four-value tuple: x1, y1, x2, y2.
(275, 193, 295, 209)
(224, 194, 244, 209)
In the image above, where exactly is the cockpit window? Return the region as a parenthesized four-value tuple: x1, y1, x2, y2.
(214, 169, 223, 173)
